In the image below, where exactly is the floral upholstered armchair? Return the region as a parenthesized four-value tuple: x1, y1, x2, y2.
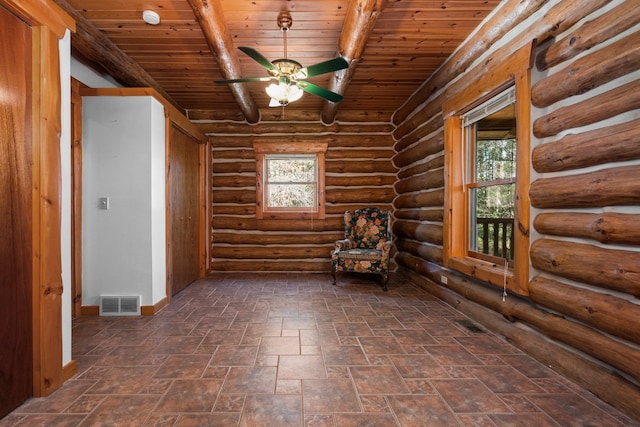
(331, 208, 392, 291)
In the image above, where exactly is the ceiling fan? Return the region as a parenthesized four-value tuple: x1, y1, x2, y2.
(215, 11, 349, 107)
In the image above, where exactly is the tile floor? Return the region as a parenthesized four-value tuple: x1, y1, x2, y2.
(3, 272, 639, 426)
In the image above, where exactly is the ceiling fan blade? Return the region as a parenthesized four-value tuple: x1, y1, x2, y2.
(215, 77, 273, 84)
(297, 81, 343, 103)
(297, 57, 348, 78)
(238, 46, 277, 71)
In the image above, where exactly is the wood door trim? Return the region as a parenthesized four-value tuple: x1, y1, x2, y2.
(165, 117, 173, 302)
(1, 0, 74, 397)
(70, 78, 85, 318)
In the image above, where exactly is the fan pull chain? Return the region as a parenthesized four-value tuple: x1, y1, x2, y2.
(502, 258, 508, 302)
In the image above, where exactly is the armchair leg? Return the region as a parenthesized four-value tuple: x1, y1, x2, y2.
(381, 274, 389, 292)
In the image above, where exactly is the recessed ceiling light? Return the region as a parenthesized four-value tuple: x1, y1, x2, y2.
(142, 10, 160, 25)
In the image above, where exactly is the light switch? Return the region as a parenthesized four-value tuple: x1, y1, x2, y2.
(98, 197, 109, 210)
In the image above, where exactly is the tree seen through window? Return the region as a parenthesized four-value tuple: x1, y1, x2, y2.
(467, 99, 516, 261)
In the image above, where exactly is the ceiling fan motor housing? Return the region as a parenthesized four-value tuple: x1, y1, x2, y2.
(269, 59, 302, 77)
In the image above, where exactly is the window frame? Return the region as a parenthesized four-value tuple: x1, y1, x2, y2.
(443, 42, 533, 296)
(464, 89, 517, 265)
(253, 141, 327, 220)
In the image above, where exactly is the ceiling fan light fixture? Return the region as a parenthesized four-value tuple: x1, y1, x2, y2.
(266, 82, 303, 106)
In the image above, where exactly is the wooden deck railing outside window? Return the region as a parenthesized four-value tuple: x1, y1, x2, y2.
(476, 217, 514, 260)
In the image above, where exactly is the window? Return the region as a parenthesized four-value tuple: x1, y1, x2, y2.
(464, 88, 516, 265)
(443, 42, 533, 296)
(265, 155, 317, 210)
(253, 142, 327, 220)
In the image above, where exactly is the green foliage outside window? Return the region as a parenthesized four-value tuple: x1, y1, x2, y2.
(474, 138, 516, 219)
(472, 138, 516, 259)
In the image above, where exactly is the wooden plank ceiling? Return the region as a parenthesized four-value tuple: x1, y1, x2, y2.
(60, 0, 499, 122)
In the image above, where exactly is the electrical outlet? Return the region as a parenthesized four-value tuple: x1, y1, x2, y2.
(98, 197, 109, 210)
(440, 275, 448, 284)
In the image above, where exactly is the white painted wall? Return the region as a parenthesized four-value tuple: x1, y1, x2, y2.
(82, 96, 166, 308)
(71, 56, 120, 88)
(150, 101, 168, 304)
(60, 30, 72, 366)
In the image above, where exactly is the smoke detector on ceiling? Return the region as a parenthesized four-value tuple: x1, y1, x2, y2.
(142, 10, 161, 25)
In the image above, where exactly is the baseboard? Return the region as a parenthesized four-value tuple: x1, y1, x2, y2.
(80, 305, 99, 316)
(63, 360, 77, 381)
(81, 297, 168, 317)
(141, 297, 168, 316)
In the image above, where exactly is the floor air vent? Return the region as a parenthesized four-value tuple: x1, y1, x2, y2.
(100, 296, 141, 316)
(456, 319, 486, 334)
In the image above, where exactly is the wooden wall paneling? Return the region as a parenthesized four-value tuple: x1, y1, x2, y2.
(394, 169, 444, 194)
(393, 0, 545, 125)
(213, 232, 344, 246)
(0, 5, 33, 416)
(532, 117, 640, 173)
(394, 0, 608, 136)
(530, 239, 640, 297)
(533, 212, 640, 245)
(326, 160, 397, 174)
(536, 1, 640, 70)
(207, 119, 396, 272)
(394, 240, 443, 264)
(394, 208, 444, 223)
(529, 275, 640, 346)
(392, 221, 443, 246)
(31, 19, 73, 399)
(533, 79, 640, 138)
(531, 30, 640, 108)
(393, 114, 443, 153)
(210, 259, 330, 272)
(392, 135, 444, 169)
(326, 203, 394, 215)
(394, 190, 445, 210)
(530, 165, 640, 209)
(70, 78, 83, 318)
(213, 246, 333, 260)
(391, 0, 640, 419)
(325, 175, 395, 187)
(397, 155, 445, 180)
(199, 121, 395, 135)
(2, 0, 77, 399)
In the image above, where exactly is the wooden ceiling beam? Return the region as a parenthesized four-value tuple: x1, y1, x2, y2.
(322, 0, 388, 124)
(52, 0, 183, 113)
(186, 0, 260, 124)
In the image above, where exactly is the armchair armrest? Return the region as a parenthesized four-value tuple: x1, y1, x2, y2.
(334, 239, 353, 252)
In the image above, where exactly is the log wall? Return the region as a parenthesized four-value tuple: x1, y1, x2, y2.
(392, 0, 640, 420)
(199, 110, 397, 272)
